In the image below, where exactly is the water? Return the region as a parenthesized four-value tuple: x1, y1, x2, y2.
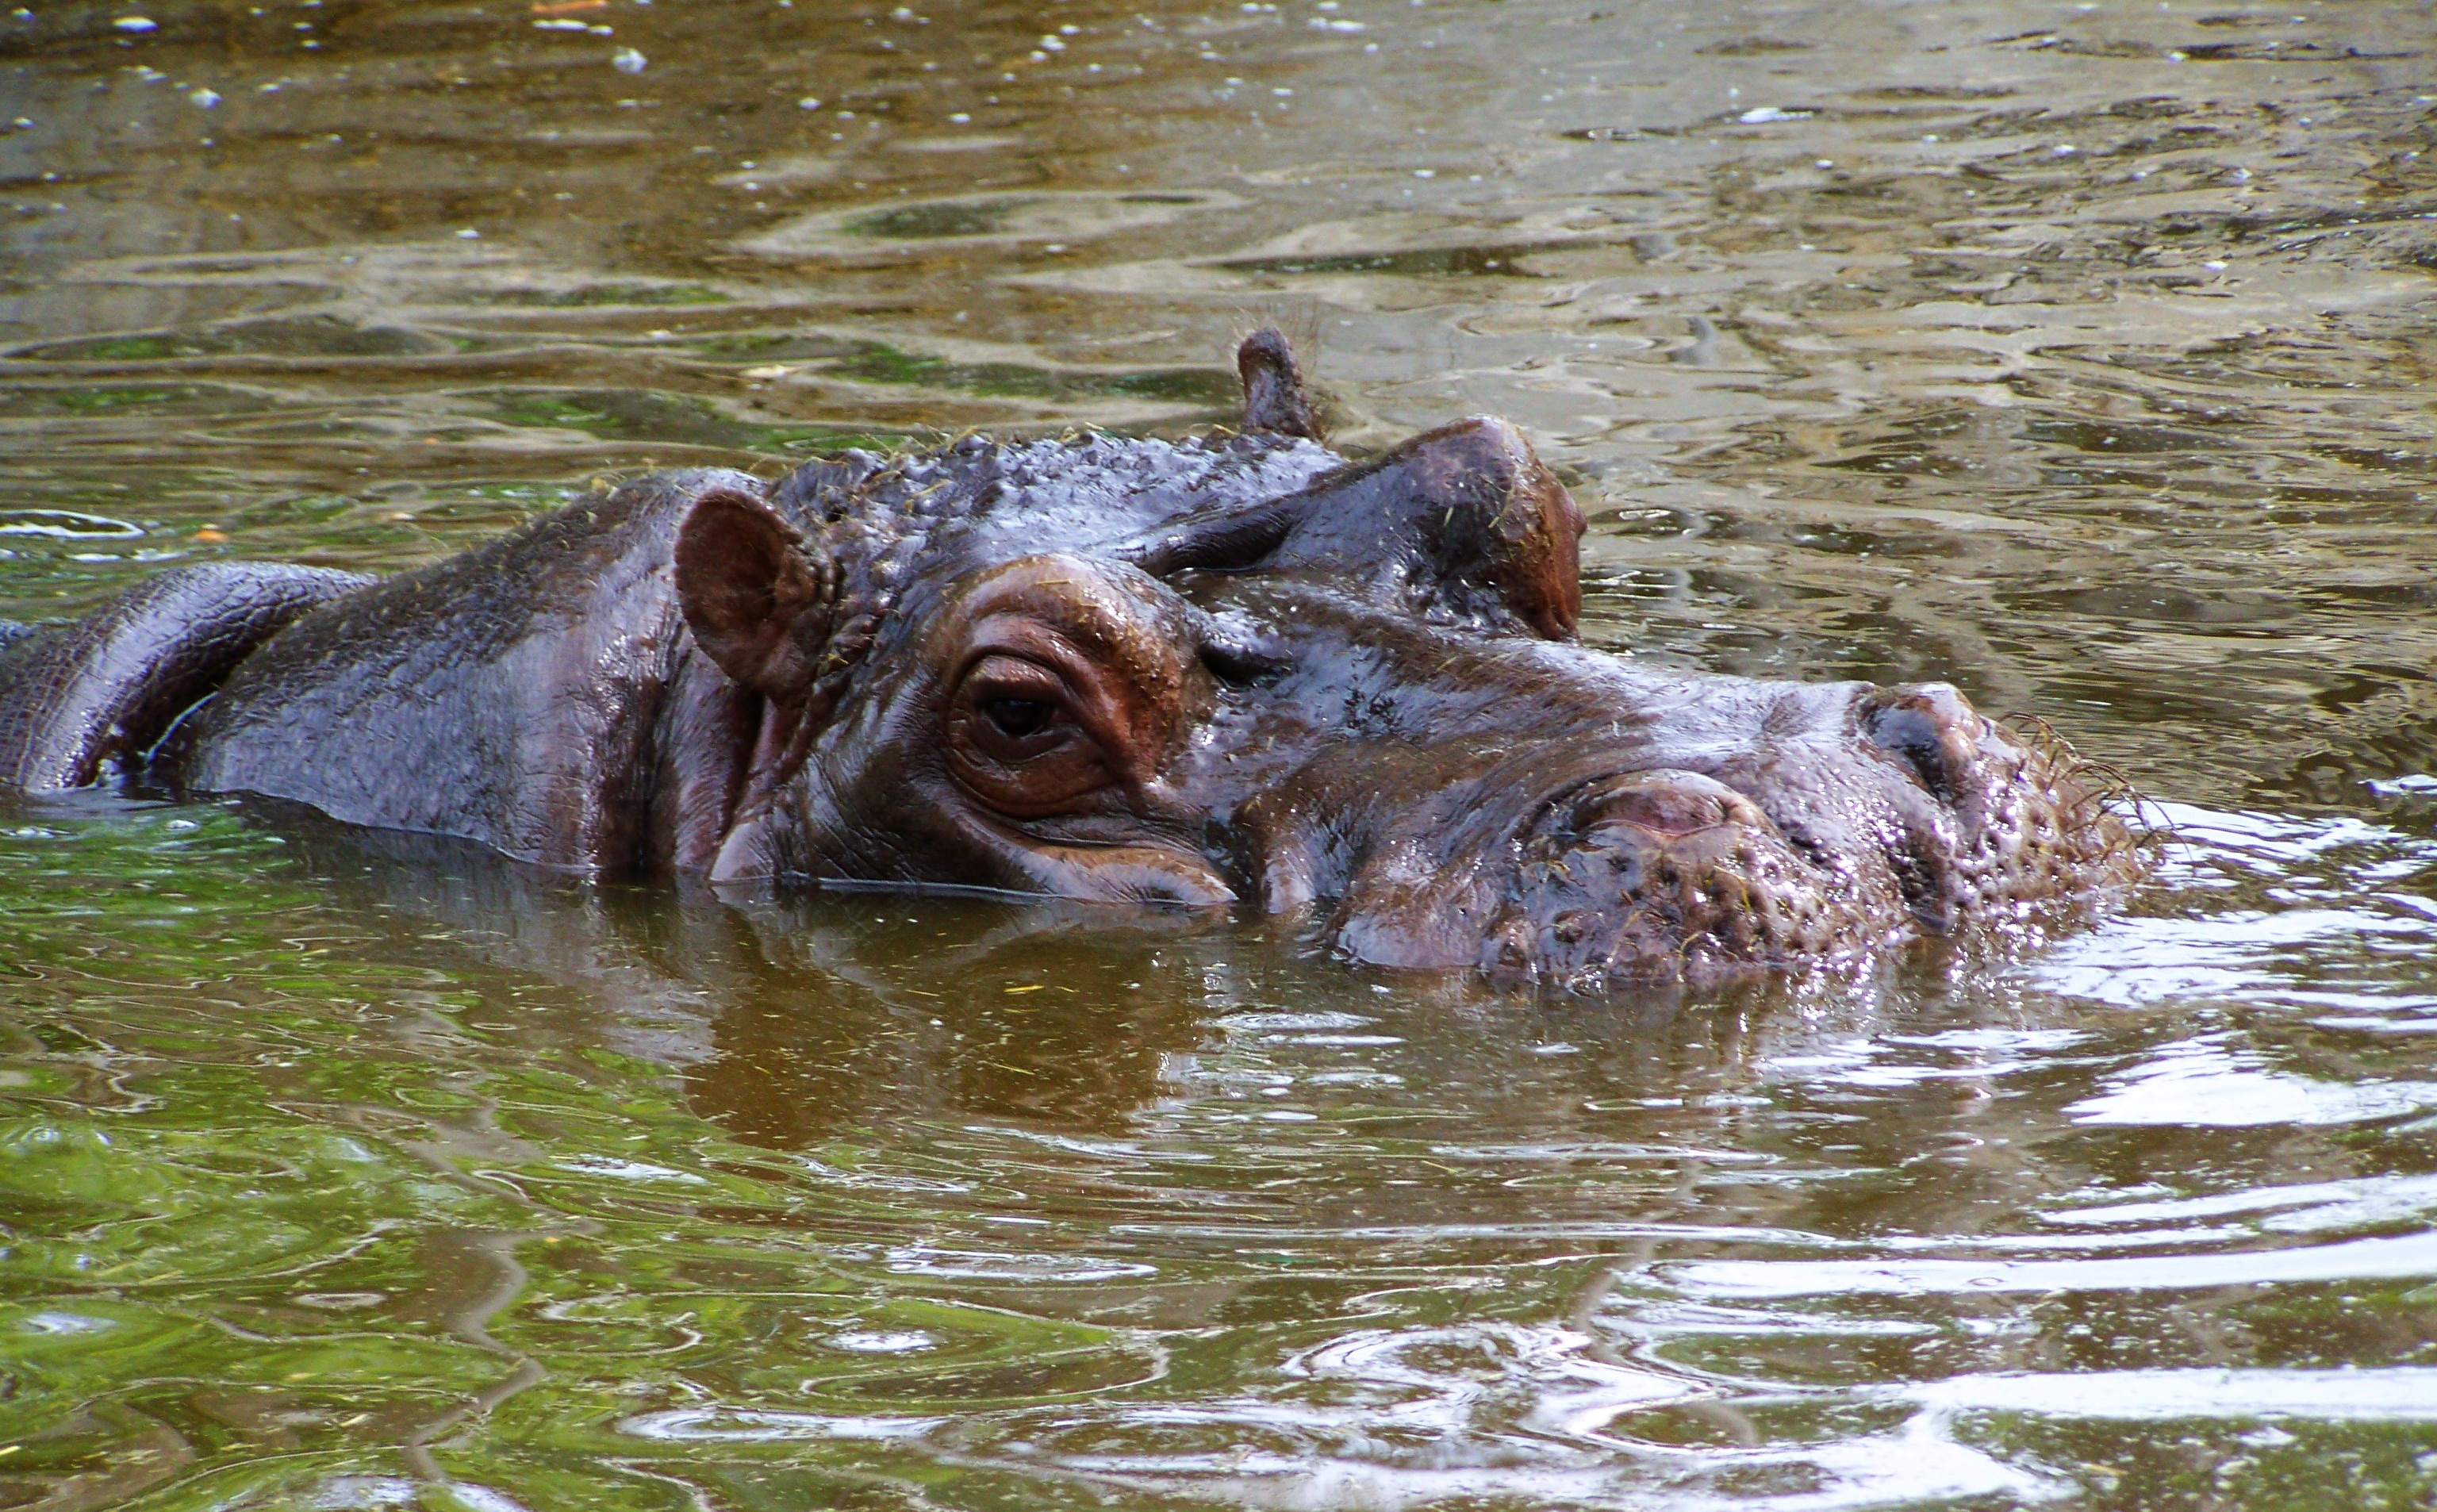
(3, 1, 2435, 1506)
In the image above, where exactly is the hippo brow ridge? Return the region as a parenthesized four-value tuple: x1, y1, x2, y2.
(731, 405, 1368, 778)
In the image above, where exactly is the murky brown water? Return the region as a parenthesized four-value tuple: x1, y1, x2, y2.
(4, 2, 2436, 1507)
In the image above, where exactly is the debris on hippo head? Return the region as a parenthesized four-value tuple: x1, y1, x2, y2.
(0, 328, 2145, 988)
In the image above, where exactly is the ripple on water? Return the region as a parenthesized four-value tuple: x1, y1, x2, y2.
(1646, 1230, 2437, 1299)
(882, 1245, 1159, 1284)
(2065, 1037, 2437, 1127)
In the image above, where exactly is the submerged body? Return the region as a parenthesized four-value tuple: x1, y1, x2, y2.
(0, 333, 2139, 987)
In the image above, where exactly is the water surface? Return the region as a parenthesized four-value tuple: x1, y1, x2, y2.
(4, 2, 2436, 1507)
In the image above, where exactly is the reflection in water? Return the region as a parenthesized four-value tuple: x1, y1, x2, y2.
(8, 792, 2437, 1508)
(5, 0, 2437, 1507)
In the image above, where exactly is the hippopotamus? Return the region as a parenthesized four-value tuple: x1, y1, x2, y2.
(0, 332, 2140, 987)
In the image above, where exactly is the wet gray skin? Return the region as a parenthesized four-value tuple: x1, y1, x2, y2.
(0, 333, 2137, 987)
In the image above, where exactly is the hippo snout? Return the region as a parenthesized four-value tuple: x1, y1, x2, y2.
(1276, 669, 2139, 988)
(1484, 769, 1886, 989)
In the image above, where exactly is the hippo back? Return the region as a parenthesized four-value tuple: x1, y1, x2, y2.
(178, 470, 763, 872)
(0, 563, 369, 792)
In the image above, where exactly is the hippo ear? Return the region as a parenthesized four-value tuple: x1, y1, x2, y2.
(674, 489, 838, 703)
(1238, 328, 1321, 440)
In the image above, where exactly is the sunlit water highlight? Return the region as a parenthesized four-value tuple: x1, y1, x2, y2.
(3, 1, 2436, 1508)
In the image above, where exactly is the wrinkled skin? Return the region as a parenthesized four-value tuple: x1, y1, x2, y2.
(0, 332, 2140, 987)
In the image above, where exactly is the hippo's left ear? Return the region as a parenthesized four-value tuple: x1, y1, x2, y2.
(674, 489, 839, 704)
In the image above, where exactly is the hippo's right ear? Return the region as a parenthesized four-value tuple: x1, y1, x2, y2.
(1238, 327, 1320, 440)
(674, 489, 838, 704)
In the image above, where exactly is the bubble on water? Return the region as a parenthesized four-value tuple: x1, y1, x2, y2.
(612, 46, 646, 74)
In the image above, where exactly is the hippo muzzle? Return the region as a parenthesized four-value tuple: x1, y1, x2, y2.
(1187, 587, 2128, 988)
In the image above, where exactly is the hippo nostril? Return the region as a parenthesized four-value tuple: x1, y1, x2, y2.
(1554, 769, 1750, 842)
(1862, 683, 1984, 804)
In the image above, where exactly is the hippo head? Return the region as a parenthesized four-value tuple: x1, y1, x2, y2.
(672, 332, 2139, 988)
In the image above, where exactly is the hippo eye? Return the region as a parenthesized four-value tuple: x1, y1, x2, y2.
(985, 697, 1052, 739)
(947, 651, 1122, 817)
